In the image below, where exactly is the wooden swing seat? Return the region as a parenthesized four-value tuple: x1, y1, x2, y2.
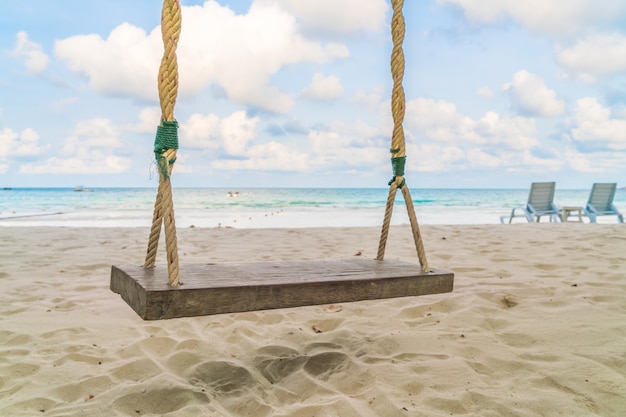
(109, 0, 454, 321)
(110, 259, 453, 320)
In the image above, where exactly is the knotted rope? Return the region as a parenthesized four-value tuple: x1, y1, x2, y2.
(144, 0, 181, 286)
(377, 0, 429, 272)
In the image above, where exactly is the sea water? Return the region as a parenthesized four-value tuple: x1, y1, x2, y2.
(0, 187, 624, 228)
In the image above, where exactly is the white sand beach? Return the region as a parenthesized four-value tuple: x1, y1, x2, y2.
(1, 224, 625, 416)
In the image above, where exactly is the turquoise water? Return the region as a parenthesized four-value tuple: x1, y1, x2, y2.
(1, 187, 624, 227)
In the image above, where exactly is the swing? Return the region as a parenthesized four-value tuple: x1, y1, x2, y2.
(110, 0, 454, 320)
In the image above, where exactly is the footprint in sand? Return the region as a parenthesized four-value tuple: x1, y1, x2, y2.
(40, 327, 88, 340)
(5, 362, 40, 379)
(111, 357, 161, 382)
(9, 397, 58, 415)
(2, 331, 34, 346)
(190, 361, 258, 395)
(112, 387, 209, 416)
(51, 375, 113, 403)
(119, 335, 178, 358)
(303, 352, 352, 380)
(253, 345, 307, 384)
(306, 318, 345, 334)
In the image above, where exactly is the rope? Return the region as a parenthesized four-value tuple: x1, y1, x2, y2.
(376, 181, 398, 261)
(390, 0, 406, 159)
(400, 185, 429, 272)
(377, 0, 429, 272)
(144, 0, 181, 286)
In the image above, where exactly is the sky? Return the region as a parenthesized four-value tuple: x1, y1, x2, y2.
(1, 0, 626, 189)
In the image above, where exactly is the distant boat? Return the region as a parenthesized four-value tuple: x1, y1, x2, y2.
(74, 186, 92, 192)
(227, 191, 240, 197)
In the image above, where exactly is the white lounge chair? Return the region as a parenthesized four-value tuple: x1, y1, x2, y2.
(501, 182, 560, 223)
(584, 183, 624, 223)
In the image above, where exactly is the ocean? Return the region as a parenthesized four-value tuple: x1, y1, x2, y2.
(1, 187, 624, 228)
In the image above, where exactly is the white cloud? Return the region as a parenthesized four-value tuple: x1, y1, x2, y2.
(11, 31, 49, 74)
(405, 143, 465, 172)
(0, 127, 49, 158)
(132, 107, 163, 134)
(403, 98, 541, 153)
(62, 119, 122, 157)
(334, 119, 384, 143)
(220, 111, 259, 156)
(302, 73, 344, 101)
(180, 111, 258, 155)
(557, 33, 626, 82)
(352, 87, 385, 108)
(50, 97, 80, 112)
(389, 141, 560, 174)
(177, 110, 313, 172)
(571, 97, 626, 150)
(20, 155, 131, 174)
(437, 0, 626, 37)
(502, 70, 565, 117)
(465, 147, 503, 168)
(269, 0, 389, 33)
(54, 24, 162, 101)
(54, 1, 349, 113)
(404, 98, 478, 143)
(186, 95, 557, 177)
(307, 129, 383, 171)
(561, 138, 626, 173)
(473, 111, 539, 150)
(180, 113, 221, 150)
(477, 86, 494, 97)
(562, 146, 601, 172)
(212, 141, 309, 171)
(20, 118, 131, 174)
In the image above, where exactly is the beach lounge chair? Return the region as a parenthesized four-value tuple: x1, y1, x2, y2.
(584, 183, 624, 223)
(500, 182, 560, 223)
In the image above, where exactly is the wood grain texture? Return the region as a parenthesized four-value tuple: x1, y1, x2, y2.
(110, 259, 454, 320)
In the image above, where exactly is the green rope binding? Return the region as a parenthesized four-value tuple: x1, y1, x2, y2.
(388, 156, 406, 188)
(154, 119, 179, 180)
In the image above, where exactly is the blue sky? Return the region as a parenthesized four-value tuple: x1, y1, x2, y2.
(2, 0, 626, 189)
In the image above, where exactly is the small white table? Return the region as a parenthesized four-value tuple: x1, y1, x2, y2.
(560, 206, 584, 222)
